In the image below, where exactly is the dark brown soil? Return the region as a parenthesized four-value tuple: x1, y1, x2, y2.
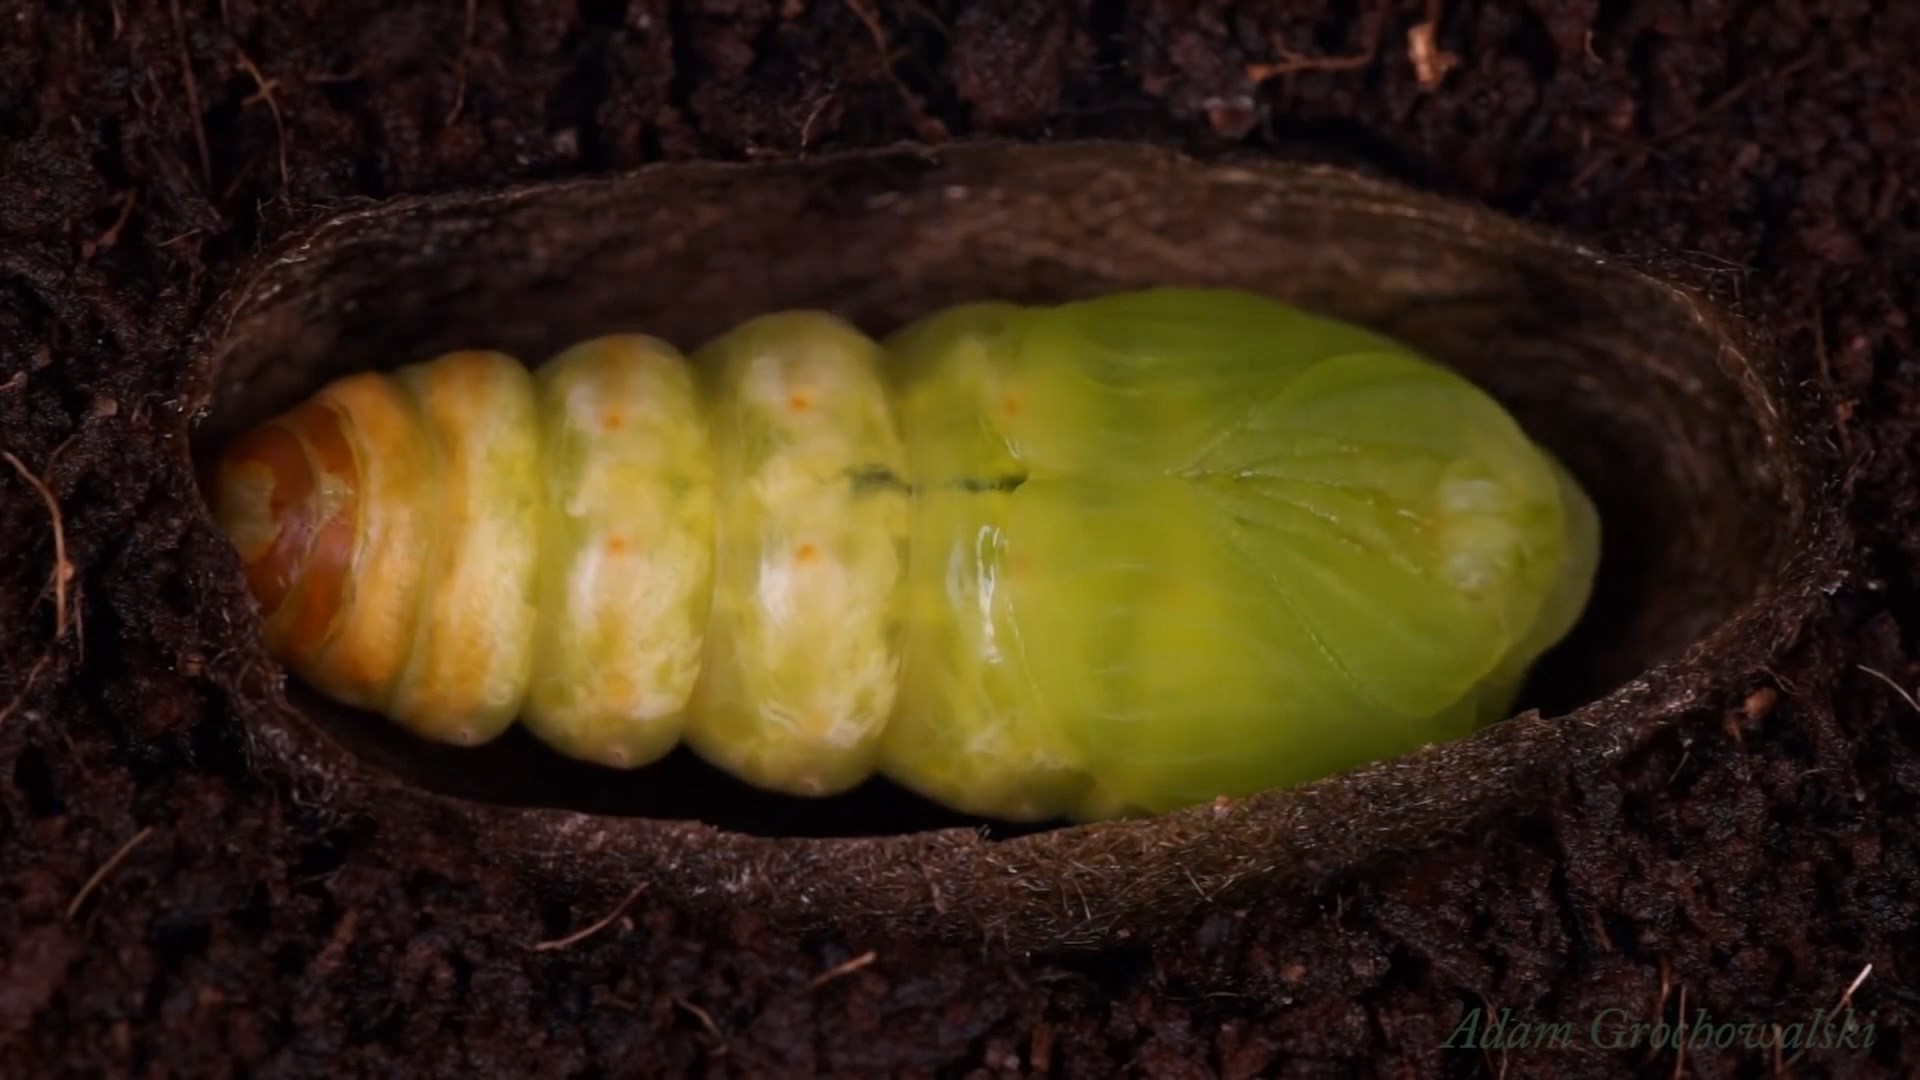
(2, 1, 1915, 1076)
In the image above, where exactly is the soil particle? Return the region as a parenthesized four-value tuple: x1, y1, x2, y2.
(3, 0, 1919, 1075)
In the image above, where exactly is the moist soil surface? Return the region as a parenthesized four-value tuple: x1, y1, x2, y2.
(2, 1, 1917, 1076)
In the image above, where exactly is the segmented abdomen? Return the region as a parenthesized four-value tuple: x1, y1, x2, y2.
(213, 289, 1598, 823)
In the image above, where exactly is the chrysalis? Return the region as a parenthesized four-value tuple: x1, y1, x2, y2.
(211, 288, 1601, 822)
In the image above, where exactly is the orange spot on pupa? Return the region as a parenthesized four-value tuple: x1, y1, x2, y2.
(1002, 395, 1023, 417)
(606, 534, 630, 555)
(788, 392, 812, 412)
(601, 411, 625, 431)
(794, 542, 818, 564)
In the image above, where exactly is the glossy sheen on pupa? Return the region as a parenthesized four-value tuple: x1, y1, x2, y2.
(210, 287, 1601, 822)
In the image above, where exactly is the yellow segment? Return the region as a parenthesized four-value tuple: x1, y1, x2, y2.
(878, 305, 1094, 821)
(387, 351, 542, 745)
(524, 336, 716, 768)
(686, 312, 909, 796)
(304, 374, 436, 712)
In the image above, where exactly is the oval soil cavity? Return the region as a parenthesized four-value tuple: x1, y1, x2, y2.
(188, 141, 1839, 941)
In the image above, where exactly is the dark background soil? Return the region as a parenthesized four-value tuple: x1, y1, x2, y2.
(1, 1, 1916, 1076)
